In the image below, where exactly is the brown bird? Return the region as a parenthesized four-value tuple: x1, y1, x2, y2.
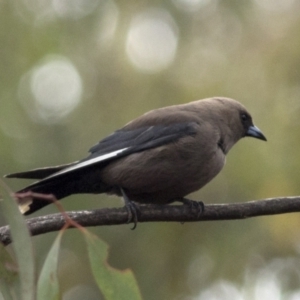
(5, 97, 266, 218)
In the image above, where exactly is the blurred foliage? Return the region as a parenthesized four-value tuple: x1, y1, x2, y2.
(0, 185, 142, 300)
(0, 180, 35, 300)
(1, 0, 300, 299)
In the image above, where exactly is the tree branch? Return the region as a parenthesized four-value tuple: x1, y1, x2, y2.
(1, 196, 300, 246)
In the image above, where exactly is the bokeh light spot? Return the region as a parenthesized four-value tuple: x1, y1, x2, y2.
(96, 1, 119, 47)
(52, 0, 100, 19)
(172, 0, 217, 13)
(125, 9, 178, 74)
(254, 0, 296, 12)
(19, 56, 82, 124)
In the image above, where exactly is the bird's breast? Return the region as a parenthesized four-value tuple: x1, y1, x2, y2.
(100, 136, 226, 204)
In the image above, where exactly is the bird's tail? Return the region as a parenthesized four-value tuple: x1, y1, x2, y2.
(5, 163, 79, 215)
(6, 162, 108, 215)
(5, 162, 77, 180)
(17, 178, 74, 215)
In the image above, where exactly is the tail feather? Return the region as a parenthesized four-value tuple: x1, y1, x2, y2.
(10, 162, 108, 215)
(17, 178, 75, 215)
(5, 162, 78, 179)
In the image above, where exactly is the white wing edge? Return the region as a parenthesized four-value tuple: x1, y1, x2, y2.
(45, 147, 129, 180)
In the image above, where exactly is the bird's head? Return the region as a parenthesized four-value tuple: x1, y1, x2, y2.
(204, 97, 267, 154)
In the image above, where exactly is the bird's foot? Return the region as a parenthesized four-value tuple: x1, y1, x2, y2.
(120, 187, 139, 230)
(178, 198, 205, 218)
(125, 202, 139, 230)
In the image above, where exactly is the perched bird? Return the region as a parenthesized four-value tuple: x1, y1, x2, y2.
(5, 97, 266, 218)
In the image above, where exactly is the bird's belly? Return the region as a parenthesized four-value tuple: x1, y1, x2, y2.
(100, 146, 225, 204)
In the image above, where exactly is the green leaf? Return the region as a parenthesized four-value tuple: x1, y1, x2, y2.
(0, 243, 18, 284)
(0, 243, 18, 300)
(0, 181, 35, 300)
(84, 231, 142, 300)
(37, 230, 62, 300)
(0, 285, 12, 300)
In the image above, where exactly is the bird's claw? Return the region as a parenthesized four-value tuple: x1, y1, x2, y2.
(120, 187, 139, 229)
(180, 198, 205, 218)
(125, 201, 139, 230)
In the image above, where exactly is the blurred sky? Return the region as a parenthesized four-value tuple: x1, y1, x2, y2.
(1, 0, 300, 299)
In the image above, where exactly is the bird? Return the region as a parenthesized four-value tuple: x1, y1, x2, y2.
(5, 97, 266, 220)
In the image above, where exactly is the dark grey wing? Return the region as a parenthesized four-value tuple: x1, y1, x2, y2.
(19, 122, 198, 188)
(86, 122, 198, 159)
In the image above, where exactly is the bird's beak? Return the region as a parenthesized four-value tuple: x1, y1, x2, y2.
(246, 125, 267, 141)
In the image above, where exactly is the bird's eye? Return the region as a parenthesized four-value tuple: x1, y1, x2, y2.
(241, 113, 248, 122)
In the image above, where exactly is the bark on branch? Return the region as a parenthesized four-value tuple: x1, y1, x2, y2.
(1, 196, 300, 246)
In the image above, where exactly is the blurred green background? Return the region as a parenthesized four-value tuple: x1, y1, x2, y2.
(1, 0, 300, 299)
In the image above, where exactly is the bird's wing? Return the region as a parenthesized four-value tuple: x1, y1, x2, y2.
(18, 122, 198, 190)
(88, 122, 197, 157)
(5, 162, 78, 179)
(47, 122, 198, 180)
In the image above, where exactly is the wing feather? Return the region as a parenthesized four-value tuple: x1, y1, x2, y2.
(8, 122, 197, 191)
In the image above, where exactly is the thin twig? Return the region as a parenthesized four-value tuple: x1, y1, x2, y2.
(1, 196, 300, 246)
